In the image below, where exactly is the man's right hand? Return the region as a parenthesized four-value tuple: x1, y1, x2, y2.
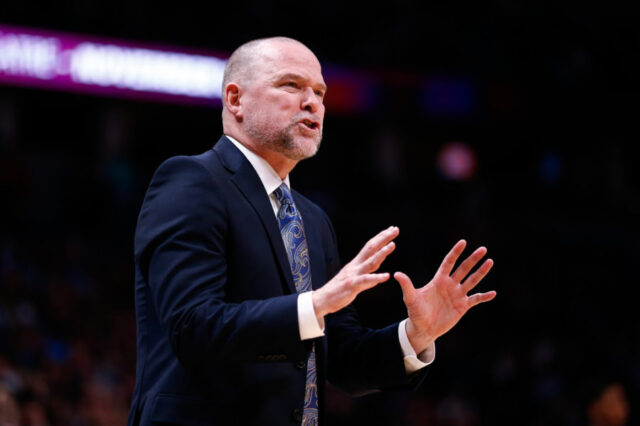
(311, 226, 399, 321)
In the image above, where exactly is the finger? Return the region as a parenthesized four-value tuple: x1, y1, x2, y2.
(353, 272, 391, 290)
(460, 259, 494, 292)
(451, 246, 487, 283)
(394, 271, 417, 305)
(437, 239, 467, 276)
(467, 290, 497, 307)
(359, 242, 396, 273)
(356, 226, 400, 262)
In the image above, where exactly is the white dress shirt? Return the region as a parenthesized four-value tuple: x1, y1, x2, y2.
(226, 135, 434, 373)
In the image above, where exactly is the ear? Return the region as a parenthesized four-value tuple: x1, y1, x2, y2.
(223, 83, 243, 119)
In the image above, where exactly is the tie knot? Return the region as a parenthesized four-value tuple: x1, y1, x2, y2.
(274, 183, 294, 206)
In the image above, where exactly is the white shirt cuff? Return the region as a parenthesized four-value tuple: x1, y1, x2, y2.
(398, 319, 436, 373)
(297, 291, 325, 340)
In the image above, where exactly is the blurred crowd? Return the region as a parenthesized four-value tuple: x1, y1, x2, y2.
(1, 82, 639, 425)
(1, 100, 135, 425)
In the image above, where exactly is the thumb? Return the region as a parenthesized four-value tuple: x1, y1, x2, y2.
(394, 272, 417, 305)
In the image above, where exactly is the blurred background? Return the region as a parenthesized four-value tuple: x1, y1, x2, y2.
(1, 1, 639, 425)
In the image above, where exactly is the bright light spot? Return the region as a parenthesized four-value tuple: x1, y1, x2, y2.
(0, 33, 60, 79)
(69, 43, 225, 98)
(0, 25, 229, 103)
(437, 141, 477, 181)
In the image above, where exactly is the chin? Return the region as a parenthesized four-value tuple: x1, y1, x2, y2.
(290, 137, 321, 160)
(283, 147, 318, 161)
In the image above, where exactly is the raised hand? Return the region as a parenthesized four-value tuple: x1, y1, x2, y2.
(312, 226, 399, 319)
(394, 240, 496, 354)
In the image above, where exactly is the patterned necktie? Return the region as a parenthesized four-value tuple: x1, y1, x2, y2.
(273, 183, 318, 426)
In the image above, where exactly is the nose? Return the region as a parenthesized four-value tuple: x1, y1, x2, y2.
(300, 87, 322, 113)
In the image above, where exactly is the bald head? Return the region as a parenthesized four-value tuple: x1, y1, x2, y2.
(222, 37, 312, 99)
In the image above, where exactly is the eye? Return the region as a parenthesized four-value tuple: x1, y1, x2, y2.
(282, 81, 299, 89)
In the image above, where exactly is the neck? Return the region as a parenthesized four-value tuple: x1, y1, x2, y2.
(258, 150, 298, 180)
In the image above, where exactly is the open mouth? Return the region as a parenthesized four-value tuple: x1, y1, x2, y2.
(299, 118, 319, 130)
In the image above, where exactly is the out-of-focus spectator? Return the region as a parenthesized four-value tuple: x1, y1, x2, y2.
(586, 381, 629, 426)
(21, 401, 49, 426)
(0, 382, 19, 426)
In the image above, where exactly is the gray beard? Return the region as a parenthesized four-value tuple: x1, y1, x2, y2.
(246, 119, 322, 161)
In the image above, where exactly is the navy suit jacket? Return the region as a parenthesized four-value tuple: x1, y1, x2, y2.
(128, 136, 424, 425)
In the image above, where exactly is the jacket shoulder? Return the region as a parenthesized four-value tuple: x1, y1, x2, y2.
(152, 149, 224, 181)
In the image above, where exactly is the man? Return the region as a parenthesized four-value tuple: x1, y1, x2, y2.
(127, 37, 496, 425)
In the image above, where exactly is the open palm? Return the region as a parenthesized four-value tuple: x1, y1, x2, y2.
(395, 240, 496, 353)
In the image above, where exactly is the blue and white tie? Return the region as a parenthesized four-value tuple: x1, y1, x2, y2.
(273, 183, 318, 426)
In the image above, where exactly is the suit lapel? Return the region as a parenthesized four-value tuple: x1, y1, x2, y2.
(213, 136, 297, 295)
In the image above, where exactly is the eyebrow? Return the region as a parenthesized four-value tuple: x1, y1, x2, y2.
(276, 73, 327, 92)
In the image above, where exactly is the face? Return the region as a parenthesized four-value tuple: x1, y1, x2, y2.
(240, 41, 326, 161)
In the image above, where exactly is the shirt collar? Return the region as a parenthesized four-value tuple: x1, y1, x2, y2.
(225, 135, 290, 195)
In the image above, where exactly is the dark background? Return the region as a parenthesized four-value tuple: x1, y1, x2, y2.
(1, 1, 639, 424)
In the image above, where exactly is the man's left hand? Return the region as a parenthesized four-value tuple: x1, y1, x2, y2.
(394, 240, 496, 354)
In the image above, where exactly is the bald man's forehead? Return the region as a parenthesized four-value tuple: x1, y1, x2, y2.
(260, 44, 313, 64)
(258, 42, 321, 72)
(223, 37, 324, 93)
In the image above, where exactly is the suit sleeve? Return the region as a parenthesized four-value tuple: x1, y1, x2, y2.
(320, 214, 429, 394)
(135, 156, 308, 370)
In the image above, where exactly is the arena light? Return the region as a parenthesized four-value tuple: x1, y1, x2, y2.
(436, 141, 477, 181)
(0, 24, 227, 106)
